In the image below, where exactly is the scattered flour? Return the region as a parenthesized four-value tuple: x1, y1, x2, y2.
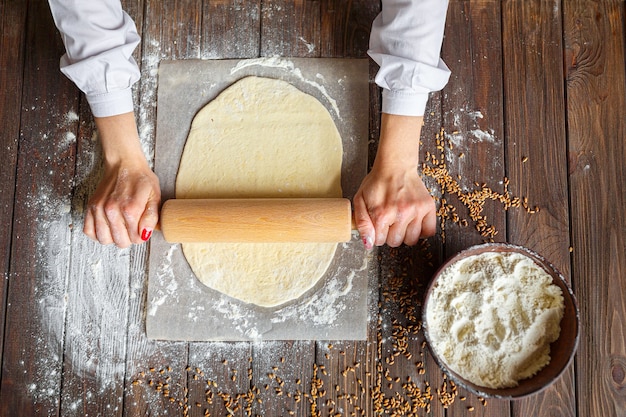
(272, 272, 351, 327)
(467, 110, 484, 122)
(147, 244, 179, 317)
(29, 104, 140, 402)
(298, 36, 316, 53)
(445, 109, 497, 150)
(64, 110, 79, 124)
(136, 39, 163, 167)
(469, 128, 496, 143)
(426, 251, 564, 389)
(229, 57, 342, 120)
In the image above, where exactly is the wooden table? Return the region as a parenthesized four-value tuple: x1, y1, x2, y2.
(1, 1, 624, 416)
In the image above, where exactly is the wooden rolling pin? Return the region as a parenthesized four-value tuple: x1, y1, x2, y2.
(160, 198, 355, 243)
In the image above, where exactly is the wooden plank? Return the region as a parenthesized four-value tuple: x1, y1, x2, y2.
(52, 1, 154, 415)
(57, 106, 130, 417)
(320, 0, 379, 58)
(57, 5, 146, 416)
(442, 0, 507, 254)
(0, 0, 79, 414)
(261, 0, 321, 57)
(201, 0, 261, 58)
(441, 2, 509, 415)
(502, 1, 576, 416)
(123, 1, 202, 416)
(0, 0, 27, 374)
(375, 245, 446, 417)
(564, 1, 626, 416)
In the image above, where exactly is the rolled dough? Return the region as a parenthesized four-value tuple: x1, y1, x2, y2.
(176, 76, 343, 308)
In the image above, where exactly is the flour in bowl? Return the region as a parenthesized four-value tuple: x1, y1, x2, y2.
(425, 252, 564, 389)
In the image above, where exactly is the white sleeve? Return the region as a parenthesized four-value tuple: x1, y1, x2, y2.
(368, 0, 451, 117)
(48, 0, 141, 117)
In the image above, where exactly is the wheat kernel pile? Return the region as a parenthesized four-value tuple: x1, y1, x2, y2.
(421, 127, 539, 241)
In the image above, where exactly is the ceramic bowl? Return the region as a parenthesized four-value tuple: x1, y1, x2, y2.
(422, 242, 579, 399)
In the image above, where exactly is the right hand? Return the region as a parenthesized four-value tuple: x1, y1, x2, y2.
(353, 113, 436, 249)
(353, 163, 436, 249)
(84, 112, 161, 248)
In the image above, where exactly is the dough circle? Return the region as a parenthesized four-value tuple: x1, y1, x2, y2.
(176, 76, 343, 308)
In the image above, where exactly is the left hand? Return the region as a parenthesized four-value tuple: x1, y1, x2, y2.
(83, 159, 160, 248)
(84, 112, 161, 248)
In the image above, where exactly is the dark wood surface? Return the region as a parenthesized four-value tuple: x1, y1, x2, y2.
(1, 0, 624, 416)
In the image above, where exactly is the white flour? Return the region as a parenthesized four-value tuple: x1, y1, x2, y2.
(137, 41, 163, 166)
(426, 252, 564, 389)
(229, 57, 342, 120)
(446, 109, 498, 149)
(29, 104, 138, 403)
(271, 255, 366, 328)
(469, 128, 496, 143)
(35, 198, 131, 394)
(147, 244, 179, 317)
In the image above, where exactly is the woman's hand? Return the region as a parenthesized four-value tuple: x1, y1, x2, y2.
(353, 113, 436, 249)
(84, 112, 161, 248)
(354, 165, 436, 249)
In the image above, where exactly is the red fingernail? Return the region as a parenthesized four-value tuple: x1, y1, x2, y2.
(141, 228, 152, 241)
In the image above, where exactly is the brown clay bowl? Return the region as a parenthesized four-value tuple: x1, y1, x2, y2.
(422, 242, 579, 399)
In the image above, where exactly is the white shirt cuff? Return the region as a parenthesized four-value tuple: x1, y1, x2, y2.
(86, 88, 135, 118)
(382, 89, 430, 117)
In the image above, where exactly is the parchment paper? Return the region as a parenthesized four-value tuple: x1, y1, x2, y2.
(146, 58, 371, 341)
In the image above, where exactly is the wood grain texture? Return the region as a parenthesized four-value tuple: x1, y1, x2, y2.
(123, 2, 202, 416)
(0, 0, 78, 415)
(0, 0, 27, 375)
(564, 1, 626, 416)
(502, 1, 576, 416)
(502, 0, 571, 262)
(442, 0, 507, 255)
(1, 1, 625, 415)
(261, 0, 321, 57)
(202, 0, 261, 59)
(320, 0, 378, 58)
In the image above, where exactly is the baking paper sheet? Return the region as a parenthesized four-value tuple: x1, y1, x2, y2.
(147, 58, 371, 341)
